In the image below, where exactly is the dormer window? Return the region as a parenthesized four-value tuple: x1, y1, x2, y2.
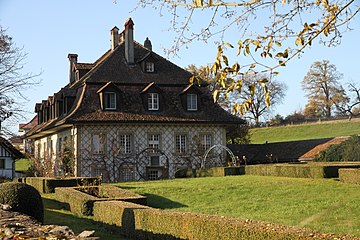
(148, 93, 159, 110)
(145, 62, 154, 72)
(104, 92, 116, 110)
(187, 94, 198, 111)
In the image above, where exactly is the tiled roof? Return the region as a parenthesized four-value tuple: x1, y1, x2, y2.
(26, 27, 244, 138)
(0, 137, 24, 159)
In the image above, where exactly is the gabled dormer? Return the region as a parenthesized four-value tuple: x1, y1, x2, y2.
(180, 84, 202, 112)
(97, 82, 122, 111)
(138, 52, 158, 73)
(141, 82, 163, 111)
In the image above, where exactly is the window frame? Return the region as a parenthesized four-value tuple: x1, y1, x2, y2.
(119, 133, 132, 154)
(92, 132, 106, 155)
(145, 62, 154, 73)
(148, 134, 160, 150)
(104, 92, 117, 110)
(200, 134, 212, 152)
(175, 134, 187, 154)
(187, 93, 198, 111)
(148, 93, 159, 111)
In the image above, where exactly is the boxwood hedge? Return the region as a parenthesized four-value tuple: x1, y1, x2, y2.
(339, 168, 360, 184)
(93, 200, 359, 240)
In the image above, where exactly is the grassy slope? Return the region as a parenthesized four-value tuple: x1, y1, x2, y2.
(115, 176, 360, 236)
(250, 120, 360, 143)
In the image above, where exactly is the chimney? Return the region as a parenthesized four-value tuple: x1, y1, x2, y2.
(68, 53, 78, 84)
(110, 26, 119, 51)
(144, 37, 152, 51)
(124, 18, 134, 64)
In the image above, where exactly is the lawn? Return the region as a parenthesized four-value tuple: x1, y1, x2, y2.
(42, 194, 130, 240)
(115, 175, 360, 237)
(15, 158, 31, 172)
(250, 120, 360, 143)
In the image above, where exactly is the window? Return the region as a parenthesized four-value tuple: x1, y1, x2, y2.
(201, 134, 212, 151)
(148, 93, 159, 110)
(104, 92, 116, 110)
(119, 134, 132, 154)
(145, 62, 154, 72)
(43, 142, 47, 160)
(187, 94, 198, 111)
(119, 166, 135, 182)
(148, 170, 159, 180)
(92, 133, 105, 155)
(175, 135, 187, 154)
(0, 159, 4, 169)
(148, 134, 160, 149)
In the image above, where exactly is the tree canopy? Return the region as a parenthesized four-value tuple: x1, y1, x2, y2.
(136, 0, 359, 113)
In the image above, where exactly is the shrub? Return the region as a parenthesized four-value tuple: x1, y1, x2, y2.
(339, 169, 360, 184)
(0, 182, 44, 223)
(315, 135, 360, 162)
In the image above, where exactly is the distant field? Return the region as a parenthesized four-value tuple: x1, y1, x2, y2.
(250, 119, 360, 143)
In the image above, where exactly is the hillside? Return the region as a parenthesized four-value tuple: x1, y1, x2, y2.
(250, 119, 360, 144)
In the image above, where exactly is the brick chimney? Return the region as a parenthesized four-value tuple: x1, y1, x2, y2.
(110, 26, 119, 51)
(68, 54, 78, 84)
(124, 18, 134, 64)
(144, 37, 152, 51)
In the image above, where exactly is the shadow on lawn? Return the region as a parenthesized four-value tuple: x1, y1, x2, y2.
(141, 193, 188, 209)
(42, 197, 130, 240)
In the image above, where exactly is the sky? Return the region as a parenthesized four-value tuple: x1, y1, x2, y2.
(0, 0, 359, 134)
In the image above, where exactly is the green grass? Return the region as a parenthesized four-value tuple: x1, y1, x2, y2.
(115, 176, 360, 236)
(42, 194, 129, 240)
(250, 120, 360, 143)
(15, 158, 31, 172)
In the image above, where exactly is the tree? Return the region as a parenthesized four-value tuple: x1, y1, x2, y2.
(332, 82, 360, 120)
(187, 65, 286, 125)
(0, 26, 40, 135)
(135, 0, 358, 113)
(302, 60, 346, 118)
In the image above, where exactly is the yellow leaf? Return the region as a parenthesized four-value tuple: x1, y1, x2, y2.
(249, 84, 255, 96)
(245, 45, 250, 55)
(249, 63, 256, 69)
(195, 0, 204, 7)
(257, 78, 269, 83)
(282, 0, 287, 4)
(189, 75, 195, 84)
(275, 41, 282, 47)
(265, 92, 271, 107)
(283, 49, 289, 58)
(222, 55, 229, 66)
(279, 61, 286, 66)
(213, 90, 220, 103)
(224, 42, 234, 48)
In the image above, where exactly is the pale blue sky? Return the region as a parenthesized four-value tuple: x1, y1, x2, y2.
(1, 0, 359, 133)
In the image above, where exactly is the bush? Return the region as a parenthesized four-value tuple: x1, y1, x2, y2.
(0, 182, 44, 223)
(339, 169, 360, 184)
(315, 135, 360, 162)
(93, 200, 357, 240)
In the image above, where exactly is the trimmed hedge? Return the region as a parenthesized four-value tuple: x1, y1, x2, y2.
(244, 163, 360, 178)
(54, 185, 146, 216)
(175, 167, 245, 178)
(20, 177, 101, 193)
(93, 200, 359, 240)
(339, 168, 360, 184)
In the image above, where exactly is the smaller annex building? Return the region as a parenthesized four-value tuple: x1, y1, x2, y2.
(24, 18, 244, 182)
(0, 136, 24, 179)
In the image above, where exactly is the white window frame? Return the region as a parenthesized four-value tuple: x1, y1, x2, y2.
(175, 134, 187, 154)
(145, 62, 154, 72)
(104, 92, 116, 110)
(148, 134, 160, 149)
(92, 133, 106, 155)
(187, 93, 198, 111)
(119, 134, 132, 154)
(148, 93, 159, 110)
(201, 134, 212, 151)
